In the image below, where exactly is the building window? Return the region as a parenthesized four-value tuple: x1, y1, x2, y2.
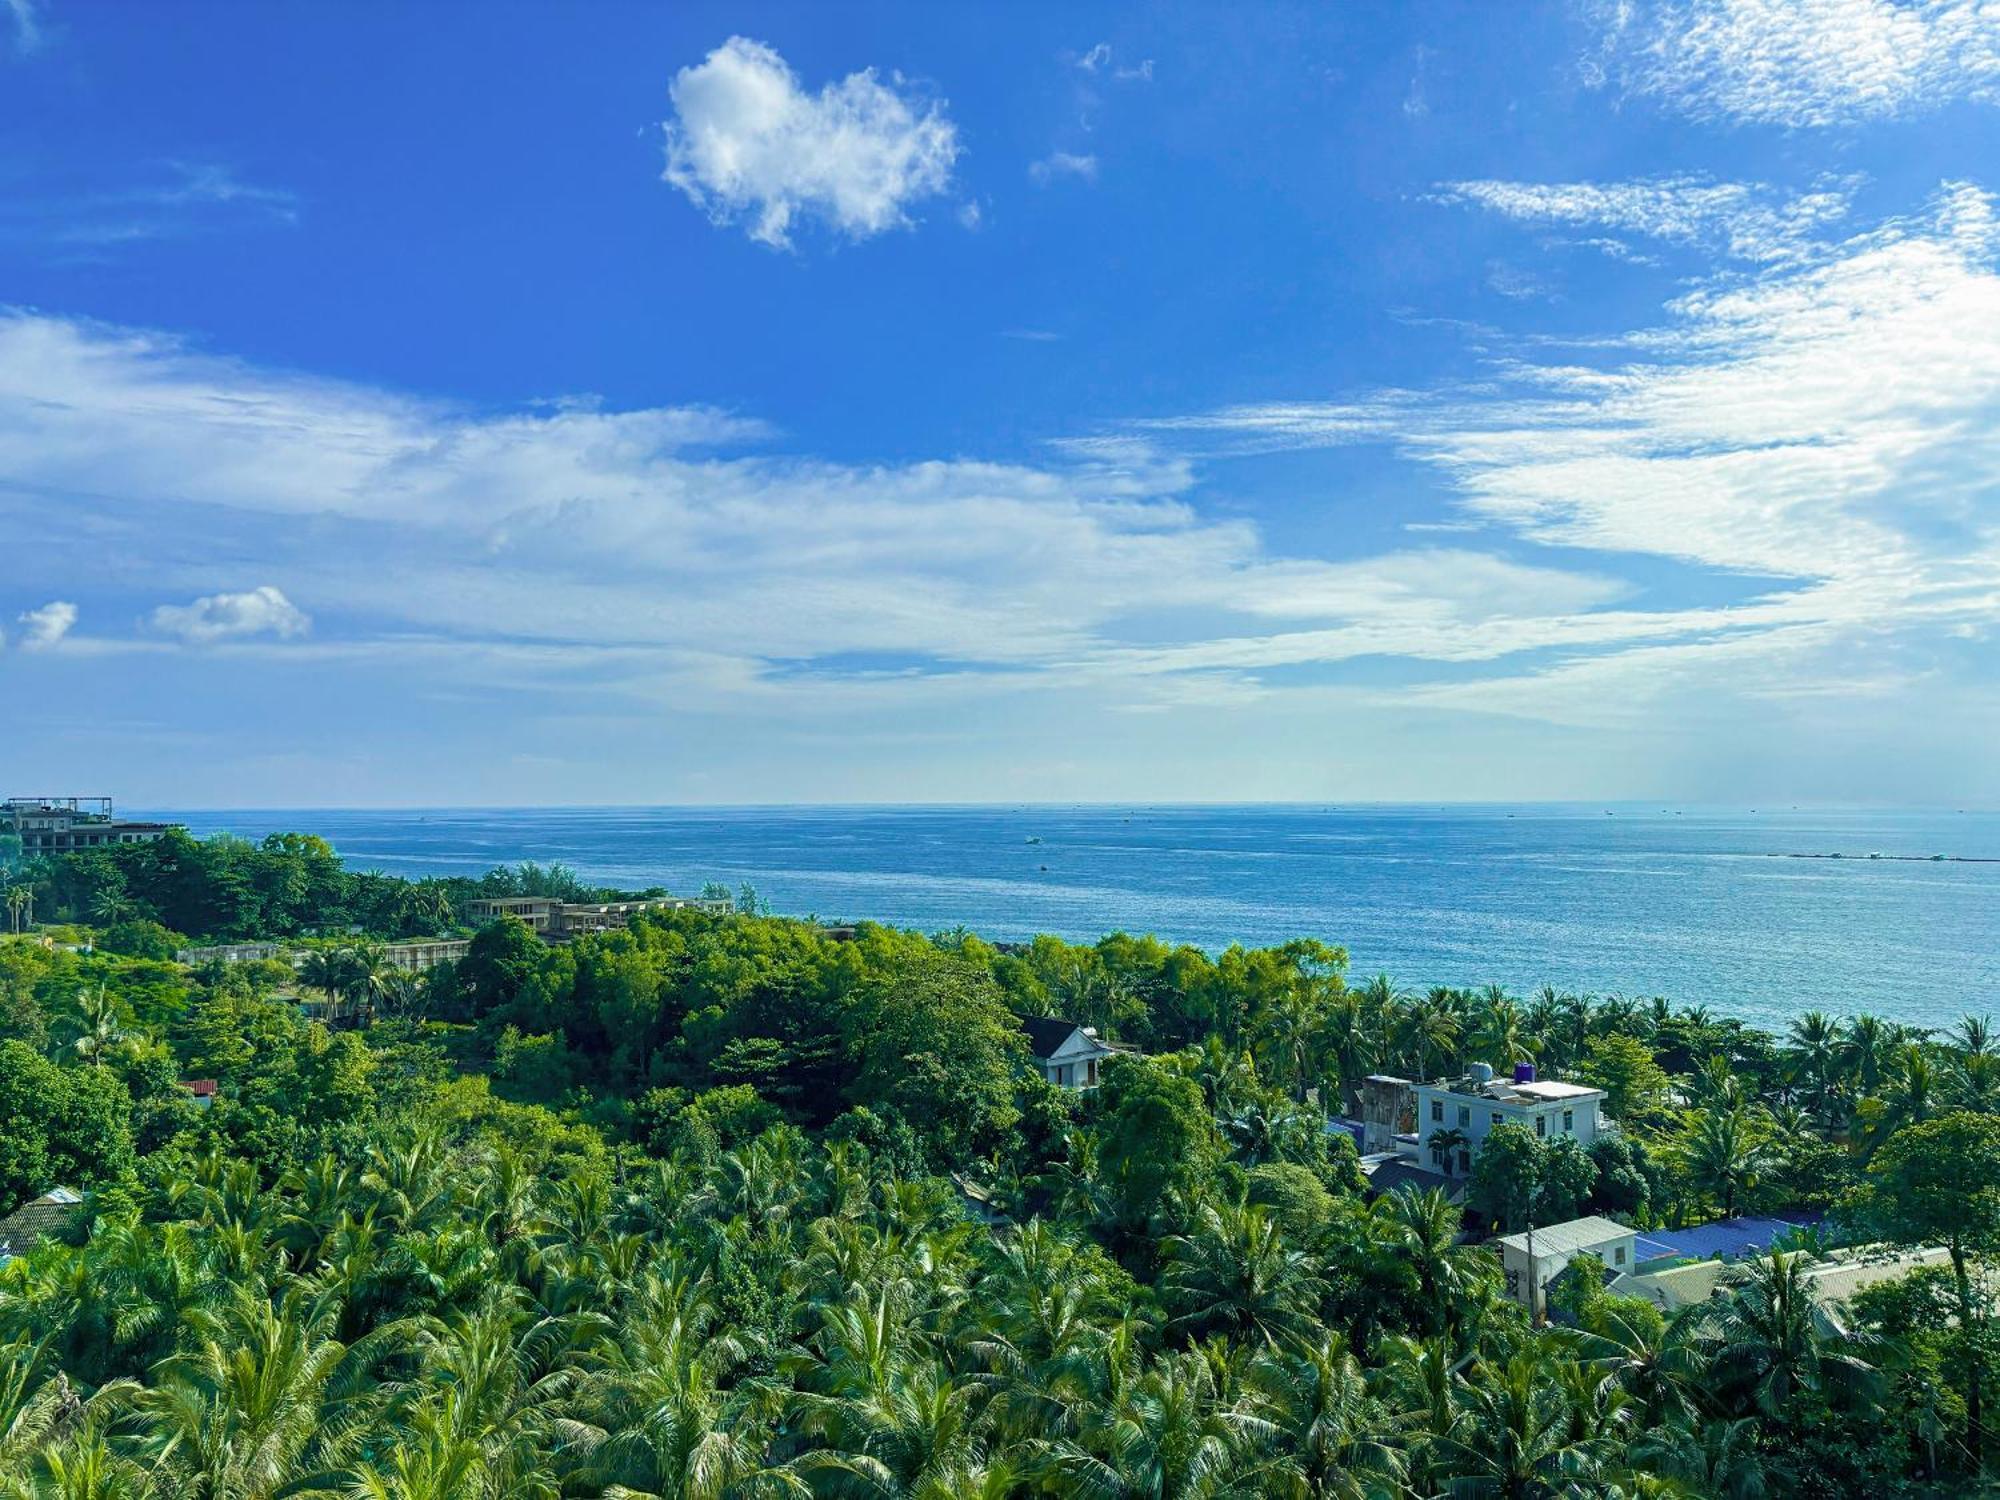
(1431, 1100, 1444, 1122)
(1535, 1116, 1546, 1137)
(1563, 1110, 1574, 1131)
(1614, 1246, 1626, 1266)
(1457, 1106, 1470, 1128)
(1491, 1112, 1502, 1128)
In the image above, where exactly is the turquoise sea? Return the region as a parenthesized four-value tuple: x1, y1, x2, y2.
(145, 804, 1999, 1035)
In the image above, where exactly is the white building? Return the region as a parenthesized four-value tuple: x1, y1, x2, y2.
(1415, 1064, 1607, 1177)
(1497, 1214, 1637, 1317)
(1021, 1016, 1118, 1089)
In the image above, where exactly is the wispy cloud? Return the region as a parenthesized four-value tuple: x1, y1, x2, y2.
(1130, 182, 2000, 722)
(1437, 174, 1856, 262)
(2, 0, 40, 55)
(662, 36, 959, 250)
(1589, 0, 2000, 126)
(0, 161, 298, 256)
(1029, 151, 1099, 186)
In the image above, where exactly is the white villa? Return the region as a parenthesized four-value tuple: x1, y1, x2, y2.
(1022, 1016, 1119, 1089)
(1415, 1063, 1607, 1177)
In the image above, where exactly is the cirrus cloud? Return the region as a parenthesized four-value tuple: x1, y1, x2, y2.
(1591, 0, 2000, 127)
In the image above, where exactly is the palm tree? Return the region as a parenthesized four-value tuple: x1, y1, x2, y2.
(1425, 1127, 1468, 1176)
(1039, 1346, 1267, 1500)
(1398, 988, 1462, 1081)
(1161, 1199, 1328, 1348)
(343, 941, 396, 1027)
(1430, 1352, 1627, 1498)
(1698, 1252, 1878, 1422)
(1475, 991, 1535, 1068)
(134, 1286, 361, 1499)
(1244, 1337, 1405, 1499)
(1254, 987, 1325, 1104)
(1314, 993, 1382, 1118)
(1839, 1014, 1893, 1097)
(68, 988, 125, 1070)
(1675, 1106, 1777, 1219)
(1374, 1187, 1492, 1343)
(1954, 1014, 1993, 1058)
(4, 885, 26, 936)
(87, 889, 138, 929)
(298, 948, 352, 1026)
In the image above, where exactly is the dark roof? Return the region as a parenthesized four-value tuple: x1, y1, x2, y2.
(1020, 1015, 1086, 1060)
(184, 1079, 219, 1096)
(0, 1188, 83, 1256)
(1363, 1160, 1462, 1200)
(1635, 1213, 1822, 1264)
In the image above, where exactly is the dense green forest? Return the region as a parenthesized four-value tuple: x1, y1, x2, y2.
(3, 831, 2000, 1496)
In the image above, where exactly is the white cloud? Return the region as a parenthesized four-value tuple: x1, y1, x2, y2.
(3, 0, 40, 54)
(0, 308, 1667, 714)
(1029, 151, 1098, 185)
(1077, 41, 1153, 81)
(16, 600, 75, 648)
(1593, 0, 2000, 126)
(1438, 175, 1856, 262)
(661, 36, 959, 249)
(1136, 182, 2000, 723)
(151, 586, 310, 644)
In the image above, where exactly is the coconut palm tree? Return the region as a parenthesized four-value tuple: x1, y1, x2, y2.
(1954, 1014, 1993, 1058)
(297, 948, 352, 1027)
(1162, 1199, 1328, 1349)
(1675, 1106, 1777, 1219)
(133, 1286, 361, 1499)
(1398, 989, 1463, 1082)
(1243, 1337, 1405, 1499)
(1697, 1252, 1879, 1422)
(1374, 1187, 1491, 1343)
(1429, 1352, 1626, 1498)
(4, 884, 26, 936)
(67, 988, 125, 1070)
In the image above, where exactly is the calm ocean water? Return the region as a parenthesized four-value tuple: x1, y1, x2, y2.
(145, 805, 1999, 1034)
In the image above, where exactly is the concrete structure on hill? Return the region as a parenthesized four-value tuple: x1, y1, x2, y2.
(463, 894, 732, 939)
(1021, 1016, 1121, 1088)
(4, 797, 175, 855)
(1359, 1074, 1416, 1154)
(175, 937, 471, 971)
(1414, 1064, 1608, 1177)
(1497, 1215, 1638, 1318)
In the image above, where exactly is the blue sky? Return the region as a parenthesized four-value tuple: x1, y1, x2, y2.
(3, 0, 1999, 806)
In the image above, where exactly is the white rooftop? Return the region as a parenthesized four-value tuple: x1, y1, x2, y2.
(1510, 1080, 1603, 1101)
(1497, 1215, 1633, 1259)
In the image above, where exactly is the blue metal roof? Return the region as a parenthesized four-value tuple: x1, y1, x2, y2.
(1634, 1213, 1822, 1264)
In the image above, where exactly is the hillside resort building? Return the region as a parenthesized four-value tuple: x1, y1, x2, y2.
(4, 797, 175, 855)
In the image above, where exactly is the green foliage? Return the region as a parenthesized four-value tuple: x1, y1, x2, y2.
(0, 1040, 134, 1213)
(1471, 1120, 1600, 1231)
(5, 831, 1999, 1495)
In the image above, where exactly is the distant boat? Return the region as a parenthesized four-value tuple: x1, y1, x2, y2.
(1026, 836, 1042, 844)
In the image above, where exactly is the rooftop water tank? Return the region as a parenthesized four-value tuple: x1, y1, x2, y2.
(1469, 1062, 1494, 1084)
(1514, 1062, 1537, 1084)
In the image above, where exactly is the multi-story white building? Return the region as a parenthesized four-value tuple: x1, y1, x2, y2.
(1414, 1063, 1607, 1178)
(4, 797, 174, 855)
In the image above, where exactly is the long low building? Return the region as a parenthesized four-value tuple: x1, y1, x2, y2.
(463, 894, 734, 939)
(176, 937, 471, 970)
